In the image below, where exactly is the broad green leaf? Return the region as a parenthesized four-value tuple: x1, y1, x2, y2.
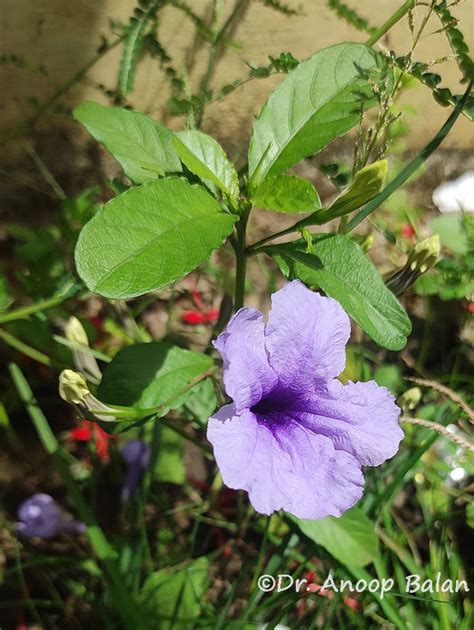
(249, 43, 386, 185)
(269, 233, 411, 350)
(173, 130, 239, 202)
(141, 557, 208, 628)
(251, 175, 320, 213)
(73, 101, 181, 183)
(75, 178, 236, 299)
(325, 159, 387, 218)
(292, 507, 379, 568)
(98, 342, 213, 414)
(154, 426, 185, 485)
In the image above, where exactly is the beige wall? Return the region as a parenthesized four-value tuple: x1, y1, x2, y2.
(1, 0, 473, 160)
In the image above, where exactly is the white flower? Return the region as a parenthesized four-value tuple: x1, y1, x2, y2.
(432, 171, 474, 213)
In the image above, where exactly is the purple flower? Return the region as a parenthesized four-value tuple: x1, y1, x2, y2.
(121, 440, 150, 503)
(16, 494, 85, 539)
(207, 281, 403, 520)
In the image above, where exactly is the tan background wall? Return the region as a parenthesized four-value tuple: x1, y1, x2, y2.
(1, 0, 473, 160)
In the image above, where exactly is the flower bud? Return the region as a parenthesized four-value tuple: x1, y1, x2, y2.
(16, 494, 85, 539)
(398, 387, 422, 412)
(385, 236, 440, 295)
(64, 317, 102, 382)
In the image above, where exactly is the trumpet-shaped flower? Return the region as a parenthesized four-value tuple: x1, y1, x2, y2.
(207, 281, 403, 519)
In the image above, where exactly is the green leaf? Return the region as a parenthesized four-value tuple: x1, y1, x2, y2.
(173, 130, 239, 202)
(73, 101, 181, 183)
(429, 214, 468, 255)
(98, 342, 213, 414)
(291, 507, 379, 567)
(0, 273, 13, 312)
(269, 233, 411, 350)
(325, 159, 387, 218)
(154, 426, 185, 485)
(119, 17, 146, 96)
(75, 178, 236, 299)
(251, 175, 320, 213)
(141, 557, 209, 628)
(248, 43, 386, 185)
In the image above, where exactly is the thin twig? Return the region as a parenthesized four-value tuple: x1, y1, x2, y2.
(402, 416, 474, 453)
(406, 376, 474, 425)
(24, 140, 66, 200)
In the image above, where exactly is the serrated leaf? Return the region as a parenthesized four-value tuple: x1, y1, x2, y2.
(119, 17, 146, 95)
(141, 557, 209, 628)
(98, 342, 213, 413)
(251, 174, 320, 213)
(73, 101, 181, 183)
(326, 159, 388, 218)
(291, 507, 379, 567)
(75, 178, 236, 299)
(249, 43, 386, 185)
(173, 130, 239, 201)
(269, 233, 411, 350)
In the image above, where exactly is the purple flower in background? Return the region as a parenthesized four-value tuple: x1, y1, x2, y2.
(207, 280, 403, 520)
(17, 494, 85, 539)
(121, 440, 150, 503)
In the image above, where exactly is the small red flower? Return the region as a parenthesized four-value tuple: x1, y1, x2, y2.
(465, 301, 474, 313)
(181, 310, 208, 325)
(401, 224, 416, 239)
(344, 596, 360, 611)
(181, 290, 219, 325)
(69, 420, 117, 462)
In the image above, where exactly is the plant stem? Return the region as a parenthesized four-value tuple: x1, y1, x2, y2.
(0, 293, 69, 325)
(195, 0, 248, 128)
(366, 0, 415, 46)
(0, 329, 54, 367)
(234, 209, 250, 310)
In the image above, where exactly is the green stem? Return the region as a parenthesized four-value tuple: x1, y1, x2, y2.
(346, 81, 471, 231)
(366, 0, 415, 46)
(0, 329, 55, 367)
(195, 0, 248, 128)
(0, 293, 69, 325)
(234, 209, 250, 310)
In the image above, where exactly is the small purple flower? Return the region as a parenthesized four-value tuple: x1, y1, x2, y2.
(17, 494, 85, 539)
(207, 280, 404, 520)
(121, 440, 150, 503)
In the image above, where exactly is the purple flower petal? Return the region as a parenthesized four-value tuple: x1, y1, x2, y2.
(207, 404, 364, 519)
(265, 280, 350, 389)
(299, 379, 404, 466)
(17, 494, 64, 539)
(121, 440, 150, 502)
(214, 308, 277, 411)
(208, 281, 403, 520)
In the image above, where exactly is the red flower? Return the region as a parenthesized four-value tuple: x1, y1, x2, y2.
(401, 224, 416, 239)
(182, 310, 208, 325)
(181, 290, 219, 325)
(69, 420, 117, 462)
